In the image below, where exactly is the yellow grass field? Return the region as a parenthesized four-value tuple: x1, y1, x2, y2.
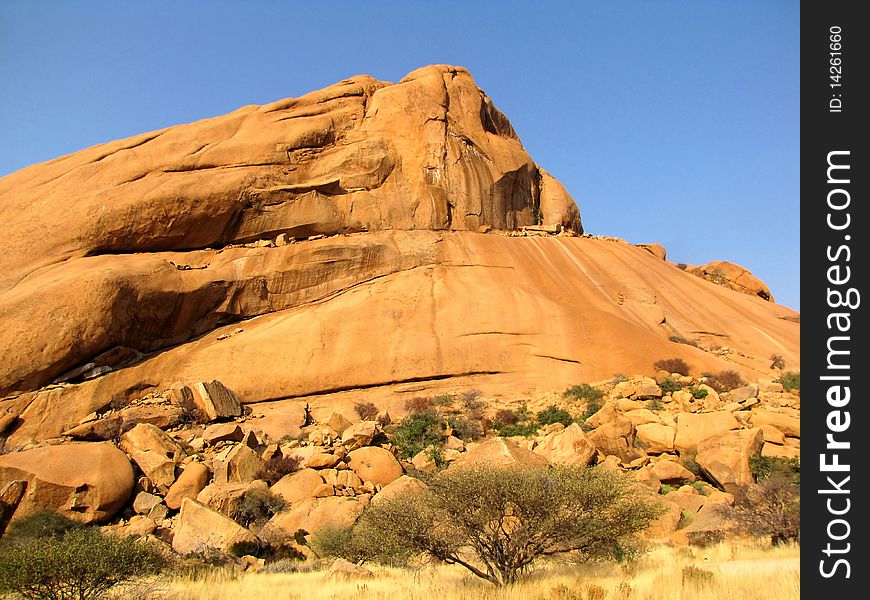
(136, 540, 799, 600)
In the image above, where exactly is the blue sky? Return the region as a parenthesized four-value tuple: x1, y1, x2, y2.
(0, 0, 799, 309)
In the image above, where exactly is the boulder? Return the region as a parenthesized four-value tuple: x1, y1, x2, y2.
(691, 260, 773, 302)
(124, 515, 158, 538)
(305, 453, 341, 469)
(757, 424, 786, 446)
(650, 460, 695, 485)
(696, 428, 764, 489)
(724, 384, 759, 404)
(164, 462, 211, 510)
(214, 444, 265, 484)
(346, 447, 404, 486)
(326, 413, 352, 436)
(324, 558, 374, 580)
(666, 487, 706, 514)
(585, 403, 619, 429)
(261, 496, 364, 539)
(132, 491, 163, 515)
(203, 423, 245, 445)
(586, 417, 638, 462)
(118, 404, 185, 430)
(197, 481, 267, 517)
(612, 378, 662, 400)
(674, 412, 740, 455)
(172, 498, 257, 554)
(191, 380, 242, 421)
(750, 408, 800, 438)
(623, 409, 661, 426)
(635, 423, 676, 454)
(532, 423, 597, 467)
(447, 437, 548, 471)
(270, 468, 326, 504)
(0, 442, 133, 523)
(761, 443, 800, 459)
(341, 421, 379, 450)
(371, 475, 428, 505)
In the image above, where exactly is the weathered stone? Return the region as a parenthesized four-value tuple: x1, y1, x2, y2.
(1, 412, 19, 436)
(696, 428, 764, 489)
(214, 444, 265, 484)
(623, 409, 660, 426)
(172, 498, 257, 554)
(132, 491, 162, 515)
(203, 423, 245, 445)
(674, 412, 740, 455)
(635, 423, 676, 454)
(448, 437, 548, 471)
(761, 443, 800, 458)
(724, 384, 759, 404)
(372, 475, 427, 505)
(118, 404, 185, 430)
(346, 447, 403, 486)
(270, 468, 325, 504)
(164, 462, 211, 510)
(585, 403, 619, 429)
(197, 481, 267, 517)
(750, 408, 800, 438)
(757, 424, 786, 446)
(0, 442, 133, 523)
(341, 421, 379, 450)
(444, 435, 465, 452)
(325, 558, 374, 580)
(124, 515, 158, 538)
(261, 496, 364, 539)
(533, 423, 597, 467)
(191, 381, 242, 421)
(305, 453, 341, 469)
(586, 416, 638, 462)
(613, 378, 662, 400)
(650, 460, 695, 485)
(667, 487, 706, 514)
(411, 448, 438, 474)
(326, 413, 352, 436)
(119, 423, 186, 461)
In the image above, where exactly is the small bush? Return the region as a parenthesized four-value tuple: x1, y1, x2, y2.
(404, 396, 435, 414)
(703, 370, 745, 393)
(749, 455, 800, 485)
(611, 373, 629, 384)
(769, 354, 786, 370)
(682, 565, 715, 586)
(778, 371, 800, 392)
(495, 421, 539, 437)
(4, 509, 87, 540)
(659, 377, 682, 394)
(660, 484, 674, 495)
(688, 386, 709, 399)
(0, 526, 167, 600)
(493, 408, 518, 426)
(459, 389, 483, 408)
(231, 489, 286, 529)
(536, 405, 573, 427)
(433, 394, 454, 406)
(563, 383, 604, 403)
(447, 415, 484, 442)
(653, 357, 690, 376)
(668, 335, 699, 348)
(309, 525, 370, 563)
(389, 409, 447, 459)
(258, 455, 302, 484)
(725, 475, 800, 545)
(228, 539, 304, 561)
(353, 401, 379, 420)
(677, 509, 695, 529)
(647, 397, 664, 411)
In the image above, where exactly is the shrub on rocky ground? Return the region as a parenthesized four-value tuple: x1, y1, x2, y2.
(659, 377, 681, 394)
(536, 405, 573, 427)
(653, 357, 690, 376)
(777, 371, 800, 392)
(703, 370, 745, 393)
(354, 401, 379, 420)
(258, 455, 302, 484)
(389, 409, 447, 459)
(231, 488, 285, 529)
(563, 383, 604, 403)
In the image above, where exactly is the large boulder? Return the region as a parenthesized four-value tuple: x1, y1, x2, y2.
(673, 412, 740, 455)
(689, 260, 773, 302)
(448, 438, 548, 471)
(533, 423, 597, 467)
(750, 408, 800, 438)
(164, 462, 211, 510)
(587, 417, 638, 462)
(0, 442, 133, 523)
(261, 496, 365, 540)
(172, 498, 257, 554)
(696, 428, 764, 489)
(635, 423, 676, 454)
(270, 468, 326, 504)
(371, 475, 428, 505)
(346, 447, 403, 486)
(119, 423, 186, 491)
(213, 444, 265, 484)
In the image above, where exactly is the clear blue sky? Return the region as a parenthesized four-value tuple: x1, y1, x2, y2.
(0, 0, 799, 310)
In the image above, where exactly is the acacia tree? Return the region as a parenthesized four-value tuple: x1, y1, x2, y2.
(725, 475, 800, 545)
(349, 464, 664, 586)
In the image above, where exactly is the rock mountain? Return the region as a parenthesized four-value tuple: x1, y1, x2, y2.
(0, 65, 798, 445)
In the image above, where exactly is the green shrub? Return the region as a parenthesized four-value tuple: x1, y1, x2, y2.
(677, 509, 695, 529)
(536, 405, 573, 427)
(659, 484, 674, 495)
(258, 455, 302, 484)
(389, 409, 447, 459)
(309, 525, 372, 563)
(349, 464, 664, 586)
(647, 397, 664, 411)
(563, 383, 604, 403)
(777, 371, 800, 392)
(610, 374, 629, 384)
(653, 357, 690, 376)
(0, 526, 167, 600)
(688, 386, 709, 399)
(4, 509, 87, 540)
(682, 565, 715, 586)
(404, 396, 435, 413)
(749, 455, 800, 485)
(433, 394, 454, 407)
(495, 421, 539, 437)
(493, 408, 518, 426)
(231, 489, 286, 529)
(659, 377, 682, 394)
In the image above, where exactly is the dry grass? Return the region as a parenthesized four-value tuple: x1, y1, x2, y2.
(147, 539, 798, 600)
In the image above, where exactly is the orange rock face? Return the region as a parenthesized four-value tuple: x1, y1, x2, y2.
(0, 65, 798, 446)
